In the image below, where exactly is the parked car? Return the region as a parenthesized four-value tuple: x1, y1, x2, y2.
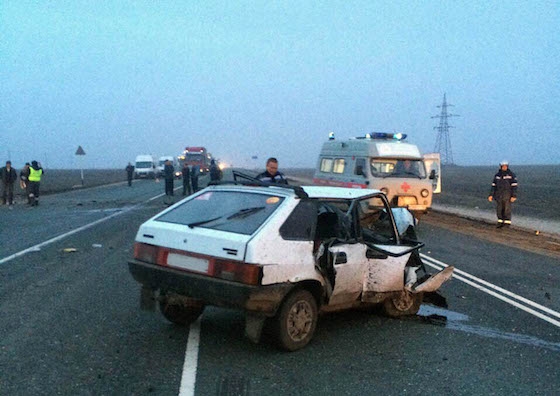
(128, 174, 453, 351)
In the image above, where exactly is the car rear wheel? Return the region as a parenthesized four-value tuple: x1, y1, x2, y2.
(274, 289, 318, 351)
(159, 293, 205, 326)
(382, 290, 423, 317)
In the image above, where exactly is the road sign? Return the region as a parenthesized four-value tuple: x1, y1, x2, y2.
(75, 146, 86, 185)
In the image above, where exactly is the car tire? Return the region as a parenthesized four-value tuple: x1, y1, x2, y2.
(274, 289, 318, 351)
(382, 290, 423, 317)
(159, 294, 205, 326)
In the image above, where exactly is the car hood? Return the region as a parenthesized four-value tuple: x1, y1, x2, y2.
(135, 220, 251, 261)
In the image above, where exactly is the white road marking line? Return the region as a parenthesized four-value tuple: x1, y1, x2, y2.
(179, 318, 201, 396)
(422, 254, 560, 320)
(0, 192, 166, 265)
(421, 254, 560, 328)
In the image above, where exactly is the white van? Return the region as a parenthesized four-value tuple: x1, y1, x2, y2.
(134, 155, 156, 179)
(312, 132, 441, 215)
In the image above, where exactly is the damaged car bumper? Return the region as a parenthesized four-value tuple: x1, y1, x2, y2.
(128, 259, 293, 315)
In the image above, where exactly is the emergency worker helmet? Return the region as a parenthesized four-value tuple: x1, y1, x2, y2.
(500, 160, 509, 166)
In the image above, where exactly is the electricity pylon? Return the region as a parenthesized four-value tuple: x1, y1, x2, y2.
(432, 93, 459, 165)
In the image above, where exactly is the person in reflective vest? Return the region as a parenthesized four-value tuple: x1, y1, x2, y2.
(488, 160, 518, 228)
(28, 160, 44, 206)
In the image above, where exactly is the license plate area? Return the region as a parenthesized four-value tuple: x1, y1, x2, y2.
(167, 253, 209, 273)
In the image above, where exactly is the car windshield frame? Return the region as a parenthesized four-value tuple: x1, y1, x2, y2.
(154, 190, 286, 235)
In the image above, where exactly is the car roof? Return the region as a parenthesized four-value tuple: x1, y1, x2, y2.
(301, 185, 382, 199)
(206, 183, 381, 200)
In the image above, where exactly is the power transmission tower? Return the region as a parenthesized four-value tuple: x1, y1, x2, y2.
(432, 93, 459, 165)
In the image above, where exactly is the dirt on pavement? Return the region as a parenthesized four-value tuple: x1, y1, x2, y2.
(421, 211, 560, 260)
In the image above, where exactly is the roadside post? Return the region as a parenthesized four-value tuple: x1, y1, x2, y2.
(75, 145, 86, 186)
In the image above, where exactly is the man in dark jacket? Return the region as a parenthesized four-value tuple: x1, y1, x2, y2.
(125, 162, 134, 187)
(488, 160, 518, 228)
(256, 157, 288, 184)
(209, 159, 222, 182)
(191, 164, 199, 193)
(1, 160, 18, 205)
(181, 162, 191, 196)
(163, 160, 175, 196)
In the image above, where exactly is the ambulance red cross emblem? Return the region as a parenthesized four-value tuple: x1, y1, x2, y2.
(400, 182, 411, 192)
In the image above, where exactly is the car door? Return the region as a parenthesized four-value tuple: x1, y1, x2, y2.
(314, 201, 366, 306)
(353, 195, 414, 299)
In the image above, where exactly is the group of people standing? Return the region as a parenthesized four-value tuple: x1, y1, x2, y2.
(125, 160, 220, 198)
(1, 160, 44, 207)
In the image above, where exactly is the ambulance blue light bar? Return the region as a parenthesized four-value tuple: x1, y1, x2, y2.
(364, 132, 407, 140)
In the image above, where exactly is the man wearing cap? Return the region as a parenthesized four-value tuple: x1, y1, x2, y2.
(488, 160, 518, 228)
(1, 160, 18, 206)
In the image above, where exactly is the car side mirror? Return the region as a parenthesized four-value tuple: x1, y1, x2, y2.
(429, 169, 437, 180)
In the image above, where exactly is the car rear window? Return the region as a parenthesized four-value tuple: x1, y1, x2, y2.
(155, 191, 285, 235)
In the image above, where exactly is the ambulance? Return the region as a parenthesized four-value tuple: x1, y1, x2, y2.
(312, 132, 441, 215)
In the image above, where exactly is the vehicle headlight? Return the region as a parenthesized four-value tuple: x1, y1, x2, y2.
(421, 189, 429, 198)
(380, 187, 389, 195)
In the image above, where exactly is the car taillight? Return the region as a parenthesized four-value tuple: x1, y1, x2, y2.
(134, 243, 159, 263)
(134, 243, 169, 264)
(212, 259, 262, 285)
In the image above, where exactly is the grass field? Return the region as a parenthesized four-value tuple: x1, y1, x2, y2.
(19, 165, 560, 221)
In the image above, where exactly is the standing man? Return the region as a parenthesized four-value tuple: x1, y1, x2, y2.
(125, 162, 134, 187)
(1, 161, 18, 206)
(181, 162, 192, 196)
(20, 162, 30, 204)
(209, 159, 222, 182)
(191, 164, 199, 193)
(256, 157, 288, 184)
(488, 160, 518, 228)
(163, 159, 175, 197)
(28, 160, 44, 206)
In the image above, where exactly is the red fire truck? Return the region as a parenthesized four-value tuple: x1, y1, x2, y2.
(178, 147, 212, 174)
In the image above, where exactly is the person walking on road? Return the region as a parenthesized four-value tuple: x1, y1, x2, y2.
(256, 157, 288, 184)
(209, 159, 222, 182)
(1, 160, 18, 206)
(163, 159, 175, 197)
(28, 160, 44, 206)
(488, 160, 518, 228)
(181, 162, 192, 196)
(125, 162, 134, 187)
(191, 164, 199, 193)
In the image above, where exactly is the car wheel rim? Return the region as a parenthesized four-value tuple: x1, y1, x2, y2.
(287, 300, 313, 342)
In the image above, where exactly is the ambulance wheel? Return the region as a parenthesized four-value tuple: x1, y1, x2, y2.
(382, 291, 423, 317)
(159, 293, 205, 326)
(274, 289, 318, 351)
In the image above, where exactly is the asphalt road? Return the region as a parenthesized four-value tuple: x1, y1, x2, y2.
(1, 177, 559, 395)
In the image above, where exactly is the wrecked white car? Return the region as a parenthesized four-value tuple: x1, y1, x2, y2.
(128, 176, 453, 351)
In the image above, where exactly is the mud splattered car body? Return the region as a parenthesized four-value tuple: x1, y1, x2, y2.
(128, 179, 453, 351)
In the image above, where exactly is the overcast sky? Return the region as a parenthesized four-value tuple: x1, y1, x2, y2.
(1, 1, 558, 169)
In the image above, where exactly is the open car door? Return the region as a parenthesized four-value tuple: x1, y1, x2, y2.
(423, 152, 441, 194)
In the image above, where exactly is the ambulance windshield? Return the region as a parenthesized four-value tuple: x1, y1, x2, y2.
(370, 159, 426, 179)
